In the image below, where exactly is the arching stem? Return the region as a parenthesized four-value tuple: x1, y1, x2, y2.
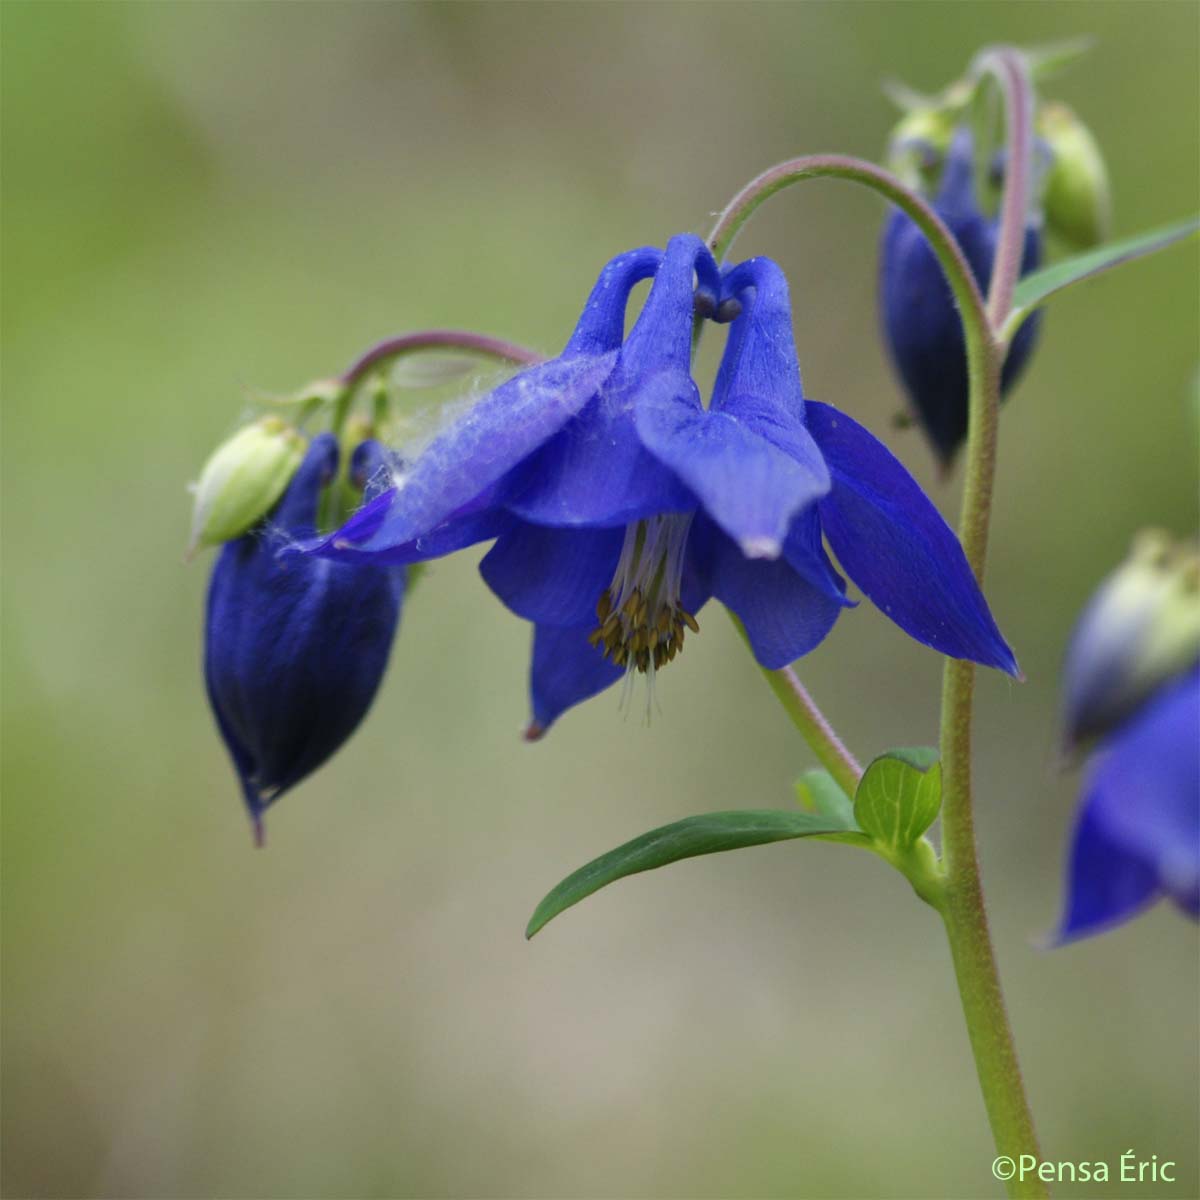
(707, 81, 1047, 1194)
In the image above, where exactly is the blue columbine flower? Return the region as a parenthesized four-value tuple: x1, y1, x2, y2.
(1051, 535, 1199, 942)
(307, 235, 1017, 734)
(1053, 667, 1199, 943)
(205, 434, 405, 841)
(880, 127, 1043, 465)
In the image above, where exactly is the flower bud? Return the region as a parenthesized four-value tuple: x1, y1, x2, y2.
(188, 417, 307, 557)
(204, 434, 405, 841)
(886, 108, 955, 191)
(1038, 101, 1112, 250)
(879, 128, 1043, 465)
(1062, 530, 1200, 750)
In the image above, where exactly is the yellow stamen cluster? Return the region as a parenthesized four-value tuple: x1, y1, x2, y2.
(588, 587, 700, 673)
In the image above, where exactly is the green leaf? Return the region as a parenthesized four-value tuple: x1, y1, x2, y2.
(853, 748, 942, 852)
(795, 769, 855, 825)
(1005, 216, 1199, 338)
(526, 808, 861, 939)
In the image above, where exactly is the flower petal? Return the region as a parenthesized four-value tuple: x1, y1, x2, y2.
(1052, 803, 1161, 945)
(712, 256, 807, 424)
(300, 495, 512, 566)
(692, 516, 846, 669)
(528, 624, 624, 735)
(508, 235, 718, 528)
(783, 506, 854, 608)
(346, 353, 618, 552)
(480, 523, 622, 626)
(272, 433, 339, 538)
(805, 401, 1018, 675)
(1081, 669, 1200, 912)
(506, 377, 694, 527)
(635, 376, 829, 558)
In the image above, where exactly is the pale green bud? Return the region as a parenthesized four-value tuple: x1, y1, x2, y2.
(1063, 530, 1200, 748)
(188, 417, 307, 558)
(1038, 102, 1112, 250)
(886, 108, 957, 192)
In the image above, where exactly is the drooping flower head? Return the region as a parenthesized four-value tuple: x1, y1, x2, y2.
(308, 236, 1018, 734)
(880, 127, 1043, 465)
(1052, 534, 1199, 943)
(205, 434, 405, 841)
(1053, 668, 1199, 943)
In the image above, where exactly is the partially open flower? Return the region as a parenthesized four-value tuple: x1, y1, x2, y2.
(204, 434, 405, 841)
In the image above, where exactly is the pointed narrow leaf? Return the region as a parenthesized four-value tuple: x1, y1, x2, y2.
(1005, 216, 1199, 339)
(526, 808, 861, 938)
(853, 748, 942, 851)
(795, 769, 855, 825)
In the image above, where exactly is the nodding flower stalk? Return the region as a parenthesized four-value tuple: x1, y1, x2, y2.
(702, 48, 1048, 1196)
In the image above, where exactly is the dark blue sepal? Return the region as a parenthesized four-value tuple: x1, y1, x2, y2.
(321, 248, 664, 555)
(879, 129, 1043, 465)
(1052, 668, 1200, 944)
(204, 434, 405, 840)
(805, 401, 1019, 676)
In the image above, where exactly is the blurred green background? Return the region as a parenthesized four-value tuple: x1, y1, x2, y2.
(3, 3, 1197, 1198)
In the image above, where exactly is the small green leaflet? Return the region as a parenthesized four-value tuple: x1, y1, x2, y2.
(1004, 216, 1199, 340)
(526, 808, 864, 939)
(795, 769, 855, 825)
(853, 748, 942, 852)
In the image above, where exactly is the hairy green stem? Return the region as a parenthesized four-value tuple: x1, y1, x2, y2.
(938, 48, 1047, 1198)
(732, 611, 862, 797)
(709, 121, 1046, 1195)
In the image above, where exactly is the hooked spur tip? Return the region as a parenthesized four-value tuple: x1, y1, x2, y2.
(739, 535, 782, 561)
(523, 721, 545, 743)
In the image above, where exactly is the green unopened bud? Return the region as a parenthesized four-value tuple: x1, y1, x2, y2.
(1063, 530, 1200, 748)
(886, 108, 956, 191)
(1038, 101, 1112, 250)
(187, 417, 307, 558)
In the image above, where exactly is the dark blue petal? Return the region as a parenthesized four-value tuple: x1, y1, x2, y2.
(528, 623, 624, 736)
(1054, 669, 1199, 942)
(204, 436, 405, 835)
(712, 256, 807, 423)
(1082, 671, 1199, 905)
(271, 433, 339, 537)
(782, 506, 854, 608)
(561, 246, 663, 356)
(805, 401, 1018, 675)
(694, 517, 845, 669)
(634, 373, 829, 558)
(347, 353, 619, 552)
(480, 523, 622, 626)
(504, 371, 695, 528)
(508, 235, 717, 528)
(1052, 803, 1161, 944)
(329, 249, 664, 553)
(879, 130, 1043, 465)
